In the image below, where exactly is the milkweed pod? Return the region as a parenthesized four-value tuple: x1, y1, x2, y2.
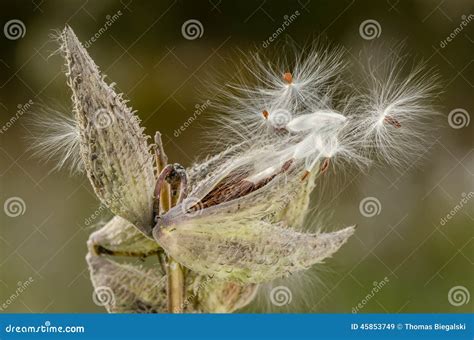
(60, 26, 156, 235)
(86, 253, 169, 313)
(88, 216, 161, 257)
(154, 217, 355, 284)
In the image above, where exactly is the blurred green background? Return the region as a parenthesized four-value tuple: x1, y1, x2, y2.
(0, 0, 472, 313)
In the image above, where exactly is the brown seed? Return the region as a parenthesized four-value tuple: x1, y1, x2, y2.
(301, 170, 310, 181)
(320, 158, 330, 174)
(281, 159, 294, 172)
(384, 115, 401, 128)
(262, 110, 269, 119)
(283, 72, 293, 84)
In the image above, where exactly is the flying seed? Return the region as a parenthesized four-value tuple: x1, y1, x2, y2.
(262, 110, 269, 119)
(283, 72, 293, 84)
(320, 158, 330, 173)
(384, 115, 401, 128)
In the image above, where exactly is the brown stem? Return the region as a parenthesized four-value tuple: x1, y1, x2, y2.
(153, 132, 171, 215)
(153, 146, 187, 313)
(167, 258, 185, 313)
(153, 132, 168, 174)
(166, 165, 187, 313)
(154, 164, 174, 217)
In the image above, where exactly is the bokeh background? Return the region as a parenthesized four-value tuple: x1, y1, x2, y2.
(0, 0, 473, 313)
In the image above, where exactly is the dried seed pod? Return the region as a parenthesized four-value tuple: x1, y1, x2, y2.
(86, 254, 169, 313)
(155, 217, 355, 283)
(88, 216, 161, 257)
(153, 148, 349, 284)
(187, 144, 244, 194)
(166, 151, 318, 230)
(60, 26, 155, 235)
(275, 169, 317, 228)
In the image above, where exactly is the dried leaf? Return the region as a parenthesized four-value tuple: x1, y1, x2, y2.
(86, 254, 168, 313)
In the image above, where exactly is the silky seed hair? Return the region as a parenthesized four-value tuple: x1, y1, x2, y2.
(204, 42, 439, 186)
(34, 40, 439, 185)
(28, 107, 82, 174)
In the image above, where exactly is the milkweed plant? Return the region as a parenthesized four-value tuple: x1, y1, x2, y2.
(34, 26, 439, 313)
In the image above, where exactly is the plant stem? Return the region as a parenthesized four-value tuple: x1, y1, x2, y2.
(167, 258, 185, 313)
(166, 169, 186, 313)
(154, 132, 168, 174)
(154, 134, 186, 313)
